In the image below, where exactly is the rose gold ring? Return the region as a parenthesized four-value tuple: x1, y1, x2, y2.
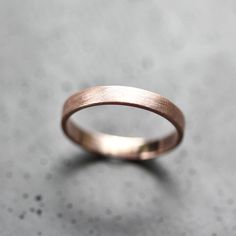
(61, 86, 185, 160)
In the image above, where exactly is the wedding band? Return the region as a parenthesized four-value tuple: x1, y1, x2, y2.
(61, 86, 185, 160)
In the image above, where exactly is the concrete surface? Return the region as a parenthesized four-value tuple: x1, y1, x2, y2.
(0, 0, 236, 235)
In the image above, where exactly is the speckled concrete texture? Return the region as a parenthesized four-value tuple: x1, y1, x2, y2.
(1, 0, 236, 235)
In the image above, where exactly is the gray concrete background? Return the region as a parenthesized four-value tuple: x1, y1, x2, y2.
(0, 0, 236, 235)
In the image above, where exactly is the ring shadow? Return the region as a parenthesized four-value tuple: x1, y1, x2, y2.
(55, 152, 180, 235)
(60, 152, 177, 192)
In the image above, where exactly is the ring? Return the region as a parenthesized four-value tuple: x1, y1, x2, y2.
(61, 86, 185, 160)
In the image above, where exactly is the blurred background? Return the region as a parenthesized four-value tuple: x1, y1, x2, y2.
(0, 0, 236, 235)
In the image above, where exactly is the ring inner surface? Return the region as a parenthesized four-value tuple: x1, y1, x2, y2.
(65, 107, 179, 160)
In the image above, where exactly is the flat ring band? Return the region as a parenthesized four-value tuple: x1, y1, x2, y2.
(61, 86, 185, 160)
